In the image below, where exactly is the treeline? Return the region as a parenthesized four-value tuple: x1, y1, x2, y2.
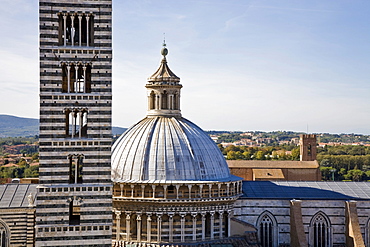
(317, 145, 370, 181)
(219, 144, 300, 161)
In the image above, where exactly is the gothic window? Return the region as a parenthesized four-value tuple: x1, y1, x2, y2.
(65, 109, 88, 138)
(59, 13, 94, 46)
(62, 63, 91, 93)
(69, 155, 83, 184)
(0, 220, 9, 247)
(257, 212, 277, 247)
(310, 212, 331, 247)
(69, 199, 80, 225)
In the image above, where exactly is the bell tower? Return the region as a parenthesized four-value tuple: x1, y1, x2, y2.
(300, 134, 317, 161)
(37, 0, 112, 246)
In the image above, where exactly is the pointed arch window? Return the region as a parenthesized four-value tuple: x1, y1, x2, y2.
(257, 212, 277, 247)
(310, 212, 331, 247)
(0, 220, 9, 247)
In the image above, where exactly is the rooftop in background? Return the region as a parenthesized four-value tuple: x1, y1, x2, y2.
(0, 184, 37, 208)
(242, 181, 370, 200)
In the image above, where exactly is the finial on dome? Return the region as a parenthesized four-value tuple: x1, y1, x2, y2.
(161, 33, 168, 57)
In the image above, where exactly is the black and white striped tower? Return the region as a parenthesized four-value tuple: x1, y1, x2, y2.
(36, 0, 112, 246)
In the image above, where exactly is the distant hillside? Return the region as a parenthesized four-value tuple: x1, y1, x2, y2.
(0, 115, 39, 137)
(0, 114, 127, 137)
(112, 127, 127, 136)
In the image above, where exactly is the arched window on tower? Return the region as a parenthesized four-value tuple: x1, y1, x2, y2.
(309, 212, 331, 247)
(257, 211, 277, 247)
(62, 64, 91, 93)
(65, 109, 88, 138)
(69, 199, 81, 225)
(0, 220, 9, 247)
(58, 13, 94, 47)
(68, 155, 83, 184)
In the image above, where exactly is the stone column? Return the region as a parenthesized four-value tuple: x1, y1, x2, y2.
(199, 185, 203, 198)
(210, 211, 215, 240)
(78, 15, 82, 46)
(226, 183, 230, 196)
(141, 185, 145, 198)
(130, 185, 134, 198)
(83, 65, 87, 93)
(201, 212, 206, 240)
(120, 184, 124, 197)
(71, 111, 76, 138)
(63, 14, 67, 46)
(147, 214, 152, 242)
(71, 14, 75, 46)
(157, 94, 162, 110)
(188, 185, 192, 199)
(136, 213, 142, 242)
(219, 211, 224, 238)
(209, 184, 212, 198)
(180, 213, 185, 242)
(227, 210, 232, 237)
(191, 213, 197, 241)
(126, 213, 131, 241)
(115, 210, 121, 241)
(152, 185, 156, 198)
(169, 213, 174, 242)
(157, 213, 162, 242)
(78, 111, 83, 138)
(86, 15, 90, 47)
(67, 64, 71, 93)
(74, 65, 79, 93)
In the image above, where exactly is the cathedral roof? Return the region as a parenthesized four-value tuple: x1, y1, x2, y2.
(242, 181, 370, 200)
(0, 184, 37, 208)
(111, 116, 236, 183)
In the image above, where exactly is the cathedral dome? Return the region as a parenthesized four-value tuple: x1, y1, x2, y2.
(111, 116, 234, 182)
(111, 45, 236, 183)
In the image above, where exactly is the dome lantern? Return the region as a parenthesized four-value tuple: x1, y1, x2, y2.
(146, 44, 182, 117)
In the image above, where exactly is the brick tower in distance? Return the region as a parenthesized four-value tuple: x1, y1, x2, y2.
(299, 134, 317, 161)
(37, 1, 112, 246)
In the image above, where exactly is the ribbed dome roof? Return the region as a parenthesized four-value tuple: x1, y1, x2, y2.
(111, 116, 234, 182)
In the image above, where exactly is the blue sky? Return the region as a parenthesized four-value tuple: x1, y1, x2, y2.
(0, 0, 369, 134)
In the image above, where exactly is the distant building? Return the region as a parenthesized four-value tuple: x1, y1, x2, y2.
(228, 134, 321, 181)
